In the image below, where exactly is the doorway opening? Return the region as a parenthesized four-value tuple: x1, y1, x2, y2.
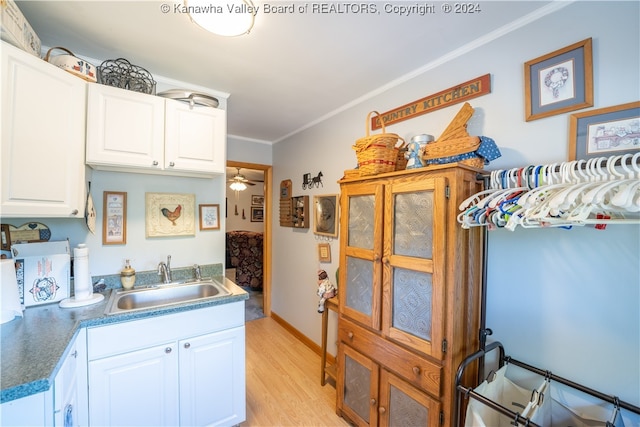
(225, 161, 272, 318)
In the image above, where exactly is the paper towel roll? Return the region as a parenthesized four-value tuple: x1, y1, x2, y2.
(73, 244, 92, 300)
(1, 259, 23, 324)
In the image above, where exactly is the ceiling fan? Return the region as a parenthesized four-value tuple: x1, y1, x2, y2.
(227, 167, 263, 189)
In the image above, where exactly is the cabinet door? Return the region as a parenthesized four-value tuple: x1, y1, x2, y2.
(164, 99, 226, 175)
(88, 343, 179, 427)
(179, 326, 246, 427)
(378, 369, 441, 427)
(337, 345, 379, 427)
(1, 42, 86, 218)
(86, 84, 164, 170)
(382, 177, 447, 359)
(54, 334, 82, 427)
(339, 182, 384, 330)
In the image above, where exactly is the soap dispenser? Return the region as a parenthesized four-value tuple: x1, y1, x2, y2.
(120, 259, 136, 290)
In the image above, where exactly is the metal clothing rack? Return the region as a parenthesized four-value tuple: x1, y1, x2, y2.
(454, 340, 640, 427)
(454, 157, 640, 426)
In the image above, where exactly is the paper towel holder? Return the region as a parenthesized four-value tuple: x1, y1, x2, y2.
(59, 243, 104, 308)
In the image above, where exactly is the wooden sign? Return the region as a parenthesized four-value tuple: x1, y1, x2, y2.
(371, 74, 491, 130)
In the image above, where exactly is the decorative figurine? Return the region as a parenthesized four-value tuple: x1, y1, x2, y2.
(317, 269, 337, 313)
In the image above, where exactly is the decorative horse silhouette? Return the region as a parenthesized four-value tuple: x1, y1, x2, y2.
(311, 171, 323, 187)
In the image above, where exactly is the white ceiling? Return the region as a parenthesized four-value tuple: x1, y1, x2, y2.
(17, 0, 552, 143)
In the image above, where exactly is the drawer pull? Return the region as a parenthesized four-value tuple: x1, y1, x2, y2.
(413, 366, 421, 375)
(153, 160, 159, 166)
(347, 332, 354, 340)
(165, 347, 172, 354)
(184, 342, 191, 349)
(169, 161, 175, 167)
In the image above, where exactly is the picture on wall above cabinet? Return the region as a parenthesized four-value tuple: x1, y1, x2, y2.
(525, 38, 593, 121)
(199, 204, 220, 230)
(313, 194, 338, 237)
(145, 193, 195, 238)
(569, 101, 640, 161)
(103, 191, 127, 245)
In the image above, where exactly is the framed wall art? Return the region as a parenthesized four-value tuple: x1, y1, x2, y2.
(251, 195, 264, 206)
(318, 243, 331, 263)
(145, 193, 196, 238)
(569, 101, 640, 161)
(199, 204, 220, 230)
(525, 38, 593, 121)
(313, 194, 338, 237)
(251, 207, 264, 222)
(103, 191, 127, 245)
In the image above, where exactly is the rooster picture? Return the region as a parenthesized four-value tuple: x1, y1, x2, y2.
(161, 205, 182, 225)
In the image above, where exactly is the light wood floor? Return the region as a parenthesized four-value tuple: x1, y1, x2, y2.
(242, 317, 350, 427)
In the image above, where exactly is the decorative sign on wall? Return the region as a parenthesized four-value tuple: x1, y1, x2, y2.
(371, 74, 491, 130)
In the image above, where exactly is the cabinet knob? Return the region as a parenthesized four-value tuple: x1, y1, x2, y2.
(184, 342, 191, 349)
(374, 255, 381, 262)
(71, 350, 78, 359)
(382, 257, 390, 265)
(347, 332, 354, 340)
(370, 398, 377, 406)
(413, 366, 421, 375)
(70, 209, 79, 216)
(379, 406, 386, 414)
(165, 347, 172, 354)
(152, 160, 159, 166)
(169, 161, 175, 167)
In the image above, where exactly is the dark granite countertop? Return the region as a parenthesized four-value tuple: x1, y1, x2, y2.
(0, 275, 248, 404)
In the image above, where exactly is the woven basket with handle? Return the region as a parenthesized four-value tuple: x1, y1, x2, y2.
(353, 111, 404, 176)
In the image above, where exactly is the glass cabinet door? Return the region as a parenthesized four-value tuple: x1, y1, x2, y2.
(382, 177, 447, 359)
(378, 369, 441, 427)
(340, 182, 384, 330)
(339, 345, 379, 427)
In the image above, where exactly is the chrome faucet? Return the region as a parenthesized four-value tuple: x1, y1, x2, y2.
(158, 255, 172, 284)
(193, 264, 202, 281)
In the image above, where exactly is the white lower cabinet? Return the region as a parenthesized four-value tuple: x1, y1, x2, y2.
(87, 303, 246, 427)
(88, 342, 179, 426)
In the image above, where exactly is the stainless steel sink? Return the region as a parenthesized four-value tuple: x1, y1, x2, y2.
(105, 280, 231, 314)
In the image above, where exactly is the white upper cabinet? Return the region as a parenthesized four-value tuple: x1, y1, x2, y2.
(86, 83, 165, 171)
(164, 97, 226, 175)
(86, 84, 226, 177)
(1, 42, 87, 218)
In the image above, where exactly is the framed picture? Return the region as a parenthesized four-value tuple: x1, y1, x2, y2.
(251, 207, 264, 222)
(199, 204, 220, 230)
(569, 101, 640, 161)
(145, 193, 196, 238)
(525, 38, 593, 121)
(318, 243, 331, 263)
(251, 195, 264, 206)
(313, 194, 338, 237)
(1, 224, 11, 250)
(103, 191, 127, 245)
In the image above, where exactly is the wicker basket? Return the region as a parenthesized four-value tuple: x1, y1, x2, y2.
(420, 136, 480, 161)
(352, 111, 404, 176)
(395, 142, 408, 171)
(354, 111, 402, 150)
(354, 142, 398, 176)
(460, 157, 485, 169)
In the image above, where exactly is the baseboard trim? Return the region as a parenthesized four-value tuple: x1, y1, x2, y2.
(270, 311, 336, 366)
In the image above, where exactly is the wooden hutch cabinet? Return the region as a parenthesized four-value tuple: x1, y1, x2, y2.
(336, 164, 483, 426)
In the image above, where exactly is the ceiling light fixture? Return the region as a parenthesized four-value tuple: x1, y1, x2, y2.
(185, 0, 255, 37)
(229, 181, 248, 192)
